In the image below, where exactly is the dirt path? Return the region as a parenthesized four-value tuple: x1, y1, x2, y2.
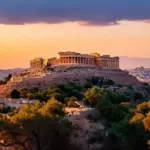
(66, 107, 102, 150)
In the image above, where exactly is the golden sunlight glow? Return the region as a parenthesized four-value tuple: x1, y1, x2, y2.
(0, 21, 150, 69)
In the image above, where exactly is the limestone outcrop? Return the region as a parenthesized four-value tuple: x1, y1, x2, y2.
(0, 66, 140, 96)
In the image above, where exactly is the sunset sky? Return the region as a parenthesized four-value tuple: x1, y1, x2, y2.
(0, 0, 150, 69)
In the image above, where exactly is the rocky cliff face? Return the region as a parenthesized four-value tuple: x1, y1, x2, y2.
(0, 67, 140, 96)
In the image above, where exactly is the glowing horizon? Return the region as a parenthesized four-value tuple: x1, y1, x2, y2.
(0, 20, 150, 69)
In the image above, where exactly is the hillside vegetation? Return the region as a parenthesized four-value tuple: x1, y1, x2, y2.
(0, 77, 150, 150)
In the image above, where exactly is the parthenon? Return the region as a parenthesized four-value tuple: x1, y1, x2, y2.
(58, 52, 119, 69)
(30, 51, 119, 69)
(59, 52, 95, 65)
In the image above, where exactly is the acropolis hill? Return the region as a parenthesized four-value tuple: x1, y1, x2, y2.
(0, 51, 139, 96)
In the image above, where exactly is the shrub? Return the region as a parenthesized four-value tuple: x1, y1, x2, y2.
(67, 97, 80, 108)
(109, 105, 129, 122)
(39, 98, 64, 116)
(88, 110, 101, 121)
(84, 82, 93, 89)
(67, 100, 80, 108)
(84, 86, 101, 106)
(0, 80, 7, 85)
(67, 89, 83, 100)
(96, 96, 113, 118)
(130, 113, 145, 123)
(50, 92, 65, 103)
(34, 92, 48, 102)
(134, 92, 144, 101)
(4, 74, 12, 83)
(137, 101, 150, 114)
(47, 88, 63, 94)
(0, 106, 12, 114)
(10, 89, 20, 99)
(106, 121, 149, 150)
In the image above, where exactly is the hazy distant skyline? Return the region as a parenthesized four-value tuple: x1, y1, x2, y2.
(0, 0, 150, 69)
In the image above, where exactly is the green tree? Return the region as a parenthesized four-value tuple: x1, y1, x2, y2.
(109, 104, 129, 122)
(105, 121, 149, 150)
(84, 86, 101, 106)
(134, 92, 144, 101)
(26, 92, 34, 100)
(50, 92, 65, 103)
(67, 89, 83, 100)
(0, 116, 76, 150)
(0, 106, 12, 114)
(96, 96, 113, 118)
(137, 101, 150, 115)
(67, 97, 80, 108)
(34, 92, 48, 102)
(10, 89, 20, 99)
(4, 74, 12, 83)
(39, 98, 64, 116)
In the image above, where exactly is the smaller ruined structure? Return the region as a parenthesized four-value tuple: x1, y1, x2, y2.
(30, 57, 57, 70)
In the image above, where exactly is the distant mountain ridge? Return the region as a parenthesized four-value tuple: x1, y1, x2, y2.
(120, 56, 150, 70)
(0, 56, 150, 78)
(0, 68, 24, 80)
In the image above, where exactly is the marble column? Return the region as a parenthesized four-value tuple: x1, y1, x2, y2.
(70, 57, 73, 64)
(61, 57, 62, 63)
(88, 58, 90, 65)
(89, 59, 91, 65)
(84, 58, 85, 64)
(112, 61, 114, 68)
(65, 57, 67, 63)
(61, 57, 62, 64)
(64, 57, 66, 63)
(69, 57, 71, 64)
(78, 57, 80, 64)
(81, 57, 83, 64)
(80, 57, 82, 64)
(86, 58, 88, 65)
(67, 57, 69, 63)
(114, 61, 116, 68)
(110, 60, 112, 68)
(89, 58, 91, 65)
(75, 57, 77, 63)
(62, 57, 64, 64)
(62, 57, 63, 64)
(92, 58, 94, 65)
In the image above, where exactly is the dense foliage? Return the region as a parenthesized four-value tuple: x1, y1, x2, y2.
(88, 88, 150, 150)
(2, 78, 150, 150)
(0, 100, 77, 150)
